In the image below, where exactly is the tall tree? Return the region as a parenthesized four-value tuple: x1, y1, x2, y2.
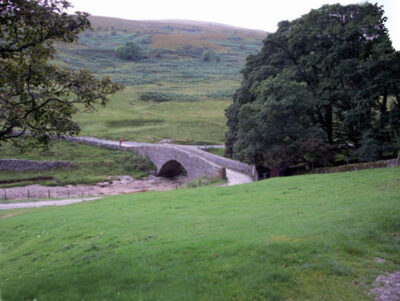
(225, 3, 400, 171)
(0, 0, 123, 147)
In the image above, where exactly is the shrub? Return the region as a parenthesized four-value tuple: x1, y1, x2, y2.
(201, 50, 219, 62)
(201, 50, 211, 62)
(115, 42, 142, 61)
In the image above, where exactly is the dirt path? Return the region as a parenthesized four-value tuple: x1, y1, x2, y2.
(0, 169, 247, 210)
(0, 197, 100, 210)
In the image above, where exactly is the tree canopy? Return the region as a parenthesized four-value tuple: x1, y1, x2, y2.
(0, 0, 123, 147)
(225, 3, 400, 172)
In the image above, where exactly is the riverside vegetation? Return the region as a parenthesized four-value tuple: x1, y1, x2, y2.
(0, 167, 399, 300)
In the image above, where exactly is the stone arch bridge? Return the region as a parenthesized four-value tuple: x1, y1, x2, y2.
(63, 136, 257, 183)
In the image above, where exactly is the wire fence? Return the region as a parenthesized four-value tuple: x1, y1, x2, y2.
(1, 188, 98, 201)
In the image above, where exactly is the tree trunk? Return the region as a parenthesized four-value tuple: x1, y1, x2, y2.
(380, 86, 388, 130)
(325, 105, 333, 144)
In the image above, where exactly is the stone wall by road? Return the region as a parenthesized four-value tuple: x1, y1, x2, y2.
(0, 159, 74, 171)
(177, 145, 258, 179)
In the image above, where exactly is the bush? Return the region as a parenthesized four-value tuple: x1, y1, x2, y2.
(201, 50, 211, 62)
(115, 42, 142, 61)
(201, 50, 220, 62)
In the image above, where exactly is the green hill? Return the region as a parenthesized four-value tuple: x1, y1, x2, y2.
(53, 17, 266, 144)
(56, 16, 265, 86)
(1, 167, 399, 300)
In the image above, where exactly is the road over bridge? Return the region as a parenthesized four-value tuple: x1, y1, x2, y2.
(63, 136, 257, 185)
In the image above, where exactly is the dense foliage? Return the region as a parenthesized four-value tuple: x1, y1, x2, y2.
(0, 0, 123, 147)
(225, 3, 400, 171)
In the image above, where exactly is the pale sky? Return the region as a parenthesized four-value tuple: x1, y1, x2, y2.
(68, 0, 399, 50)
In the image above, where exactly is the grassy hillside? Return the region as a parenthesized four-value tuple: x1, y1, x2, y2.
(53, 17, 265, 144)
(74, 86, 230, 144)
(0, 167, 399, 300)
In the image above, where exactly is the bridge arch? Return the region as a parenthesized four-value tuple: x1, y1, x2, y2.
(129, 145, 225, 180)
(158, 160, 187, 178)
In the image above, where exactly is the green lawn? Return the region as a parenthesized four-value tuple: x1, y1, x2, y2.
(0, 167, 399, 300)
(0, 141, 154, 187)
(74, 85, 231, 145)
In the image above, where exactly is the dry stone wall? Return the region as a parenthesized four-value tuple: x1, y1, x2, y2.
(0, 159, 74, 171)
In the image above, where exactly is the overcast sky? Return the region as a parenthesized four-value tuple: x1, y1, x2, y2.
(68, 0, 399, 50)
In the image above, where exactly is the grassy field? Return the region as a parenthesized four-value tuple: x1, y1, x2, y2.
(0, 141, 154, 187)
(0, 167, 399, 300)
(74, 86, 231, 144)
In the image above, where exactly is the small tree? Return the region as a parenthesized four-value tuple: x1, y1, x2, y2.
(115, 42, 142, 61)
(201, 50, 211, 62)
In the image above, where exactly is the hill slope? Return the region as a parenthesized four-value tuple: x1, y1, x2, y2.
(52, 17, 266, 144)
(1, 167, 399, 300)
(55, 16, 265, 86)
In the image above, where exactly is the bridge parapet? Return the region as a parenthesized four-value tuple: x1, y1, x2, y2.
(63, 136, 226, 180)
(177, 145, 258, 180)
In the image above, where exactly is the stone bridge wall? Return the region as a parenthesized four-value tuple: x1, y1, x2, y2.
(178, 146, 258, 179)
(132, 145, 224, 180)
(62, 136, 226, 180)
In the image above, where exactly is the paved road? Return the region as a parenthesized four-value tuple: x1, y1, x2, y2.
(225, 169, 253, 185)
